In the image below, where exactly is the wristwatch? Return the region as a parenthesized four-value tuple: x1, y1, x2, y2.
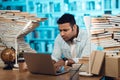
(62, 57, 68, 66)
(62, 57, 68, 61)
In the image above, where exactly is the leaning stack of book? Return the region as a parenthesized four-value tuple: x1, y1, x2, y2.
(0, 10, 47, 54)
(91, 15, 120, 53)
(0, 38, 6, 66)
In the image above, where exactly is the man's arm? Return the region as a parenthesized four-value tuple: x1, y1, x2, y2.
(63, 57, 75, 66)
(53, 58, 75, 71)
(67, 59, 75, 66)
(51, 34, 62, 62)
(53, 59, 65, 71)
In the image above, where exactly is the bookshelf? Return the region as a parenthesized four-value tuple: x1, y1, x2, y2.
(25, 0, 120, 53)
(25, 26, 59, 53)
(1, 0, 120, 53)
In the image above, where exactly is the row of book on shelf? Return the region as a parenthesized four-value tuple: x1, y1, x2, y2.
(36, 2, 61, 13)
(30, 41, 54, 53)
(26, 27, 58, 41)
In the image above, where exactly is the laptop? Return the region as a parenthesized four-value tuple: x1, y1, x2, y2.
(23, 53, 69, 75)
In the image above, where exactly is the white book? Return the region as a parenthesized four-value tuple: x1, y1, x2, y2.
(0, 10, 46, 54)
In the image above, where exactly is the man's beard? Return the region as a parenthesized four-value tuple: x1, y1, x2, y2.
(64, 37, 74, 43)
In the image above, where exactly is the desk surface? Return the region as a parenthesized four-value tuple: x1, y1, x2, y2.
(0, 67, 102, 80)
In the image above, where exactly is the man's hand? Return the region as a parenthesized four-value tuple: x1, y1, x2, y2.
(54, 59, 65, 71)
(52, 60, 56, 64)
(67, 59, 75, 66)
(53, 59, 75, 71)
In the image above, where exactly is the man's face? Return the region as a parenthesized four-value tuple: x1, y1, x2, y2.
(58, 23, 75, 41)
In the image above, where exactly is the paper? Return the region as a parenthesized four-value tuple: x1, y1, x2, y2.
(0, 10, 47, 54)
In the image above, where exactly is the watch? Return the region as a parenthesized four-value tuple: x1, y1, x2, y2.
(62, 57, 68, 61)
(62, 57, 68, 66)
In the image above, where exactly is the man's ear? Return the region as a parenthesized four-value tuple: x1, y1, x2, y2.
(73, 24, 77, 30)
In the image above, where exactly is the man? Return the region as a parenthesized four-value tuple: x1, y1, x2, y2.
(51, 13, 97, 71)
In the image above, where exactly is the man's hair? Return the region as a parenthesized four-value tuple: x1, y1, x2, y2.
(57, 13, 76, 27)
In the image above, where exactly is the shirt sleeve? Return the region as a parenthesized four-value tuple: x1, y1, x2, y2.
(51, 35, 62, 62)
(72, 58, 79, 63)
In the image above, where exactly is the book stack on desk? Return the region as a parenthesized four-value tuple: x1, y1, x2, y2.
(79, 15, 120, 78)
(91, 15, 120, 53)
(0, 39, 6, 66)
(0, 10, 47, 61)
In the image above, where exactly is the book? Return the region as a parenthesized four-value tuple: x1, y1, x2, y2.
(91, 15, 120, 52)
(0, 10, 46, 54)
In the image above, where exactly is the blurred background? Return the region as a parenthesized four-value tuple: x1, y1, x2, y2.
(0, 0, 120, 53)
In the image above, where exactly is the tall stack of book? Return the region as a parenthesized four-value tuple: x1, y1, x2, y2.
(0, 10, 46, 56)
(91, 15, 120, 53)
(0, 38, 6, 66)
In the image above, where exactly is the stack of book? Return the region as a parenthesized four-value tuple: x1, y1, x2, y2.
(0, 38, 6, 66)
(91, 15, 120, 53)
(0, 10, 46, 55)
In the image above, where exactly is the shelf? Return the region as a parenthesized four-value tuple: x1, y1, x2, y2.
(30, 39, 55, 41)
(1, 0, 118, 53)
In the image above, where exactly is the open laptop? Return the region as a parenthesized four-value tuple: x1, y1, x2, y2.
(23, 53, 69, 75)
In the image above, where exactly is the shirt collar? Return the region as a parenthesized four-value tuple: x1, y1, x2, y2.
(74, 29, 82, 42)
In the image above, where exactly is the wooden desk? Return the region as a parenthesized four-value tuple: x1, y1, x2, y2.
(0, 67, 102, 80)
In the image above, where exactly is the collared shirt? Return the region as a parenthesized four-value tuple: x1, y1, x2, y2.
(70, 42, 76, 58)
(51, 29, 98, 63)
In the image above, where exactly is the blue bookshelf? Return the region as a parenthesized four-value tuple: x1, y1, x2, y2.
(0, 0, 120, 53)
